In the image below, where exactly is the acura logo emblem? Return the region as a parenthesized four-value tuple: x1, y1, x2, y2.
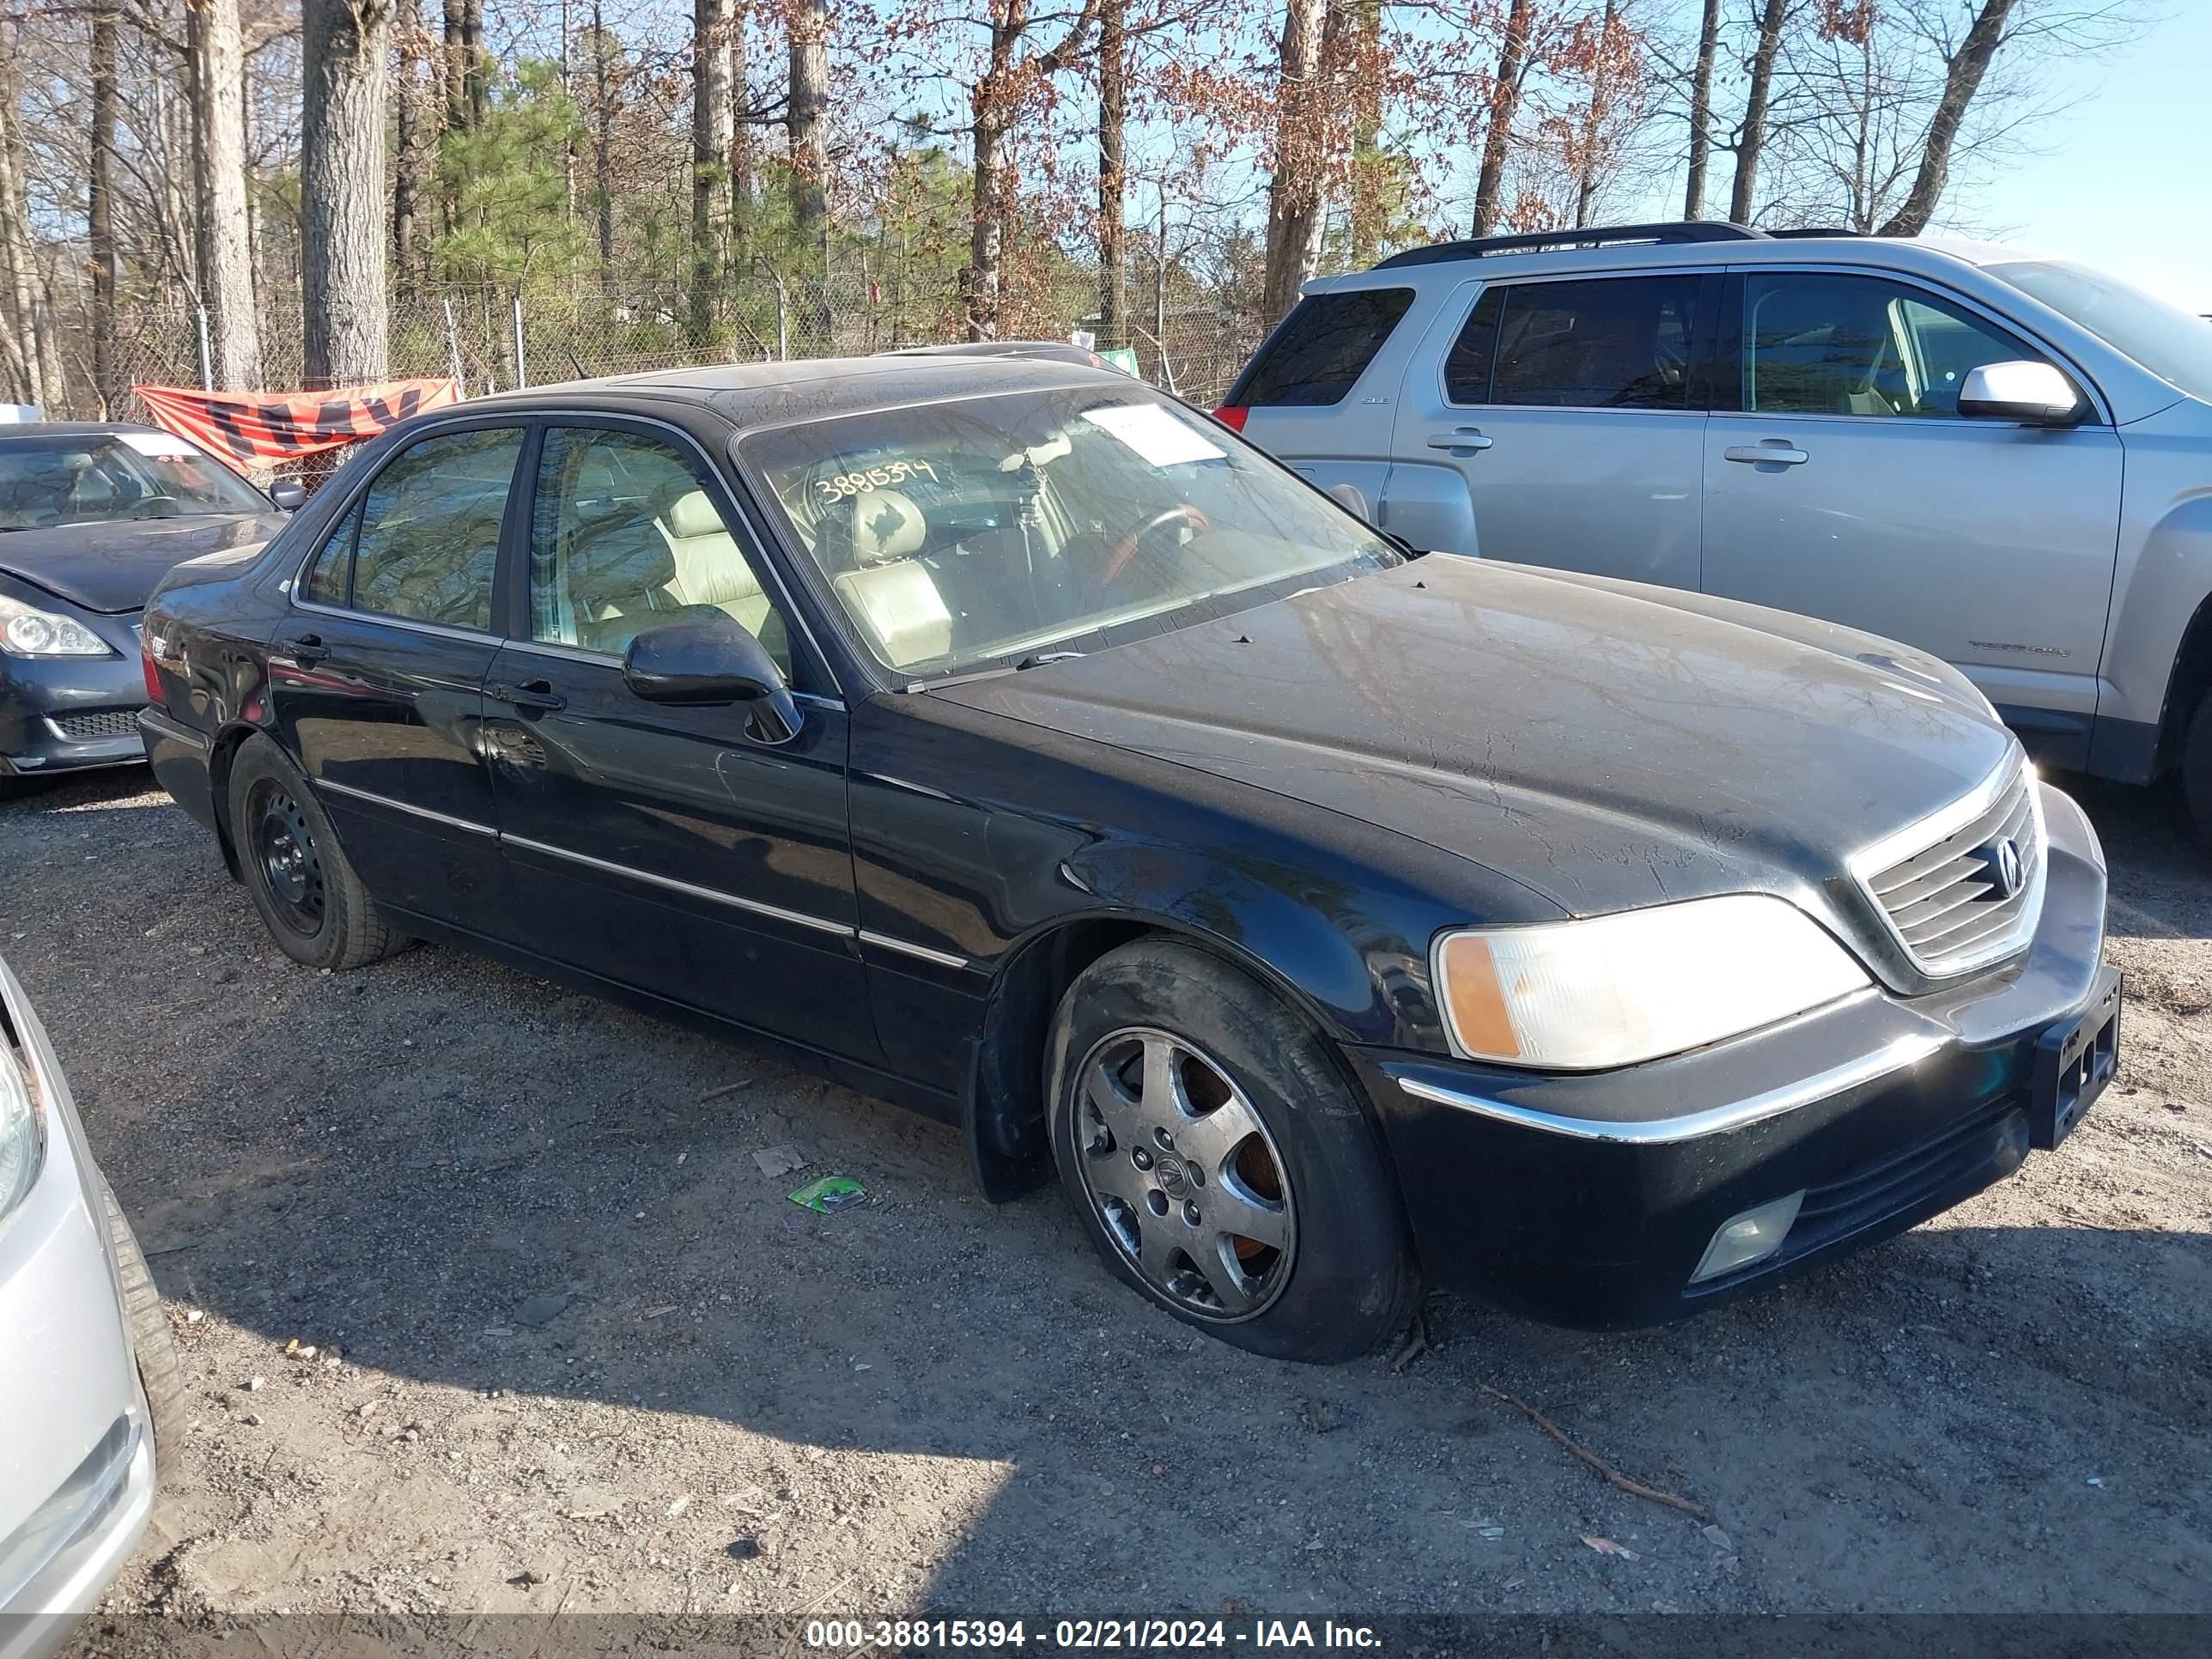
(1977, 836, 2025, 900)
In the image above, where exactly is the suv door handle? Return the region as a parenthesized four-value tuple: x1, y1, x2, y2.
(488, 678, 565, 712)
(276, 632, 329, 665)
(1426, 428, 1494, 452)
(1723, 442, 1809, 466)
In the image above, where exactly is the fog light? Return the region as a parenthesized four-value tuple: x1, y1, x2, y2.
(1691, 1191, 1805, 1284)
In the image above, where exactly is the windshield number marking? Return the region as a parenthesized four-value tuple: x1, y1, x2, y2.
(815, 459, 938, 503)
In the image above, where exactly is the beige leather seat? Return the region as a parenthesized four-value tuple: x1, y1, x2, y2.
(659, 489, 775, 638)
(830, 489, 954, 668)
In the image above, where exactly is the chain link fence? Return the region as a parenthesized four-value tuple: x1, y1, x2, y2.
(67, 270, 1267, 429)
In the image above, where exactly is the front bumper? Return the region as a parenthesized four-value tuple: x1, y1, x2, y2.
(1352, 781, 2116, 1329)
(0, 610, 147, 779)
(0, 959, 158, 1658)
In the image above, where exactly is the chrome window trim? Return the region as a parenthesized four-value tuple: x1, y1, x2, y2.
(857, 930, 972, 971)
(494, 636, 847, 711)
(1435, 265, 1724, 414)
(313, 777, 497, 838)
(1389, 1031, 1945, 1145)
(1846, 748, 2047, 980)
(500, 832, 854, 939)
(1728, 262, 2114, 427)
(289, 597, 496, 647)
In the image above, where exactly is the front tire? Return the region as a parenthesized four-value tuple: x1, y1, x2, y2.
(2185, 687, 2212, 845)
(227, 735, 403, 969)
(103, 1181, 183, 1461)
(1046, 939, 1420, 1364)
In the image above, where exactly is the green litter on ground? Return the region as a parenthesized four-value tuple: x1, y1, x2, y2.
(788, 1176, 867, 1214)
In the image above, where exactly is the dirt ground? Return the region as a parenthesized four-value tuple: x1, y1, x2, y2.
(3, 762, 2208, 1637)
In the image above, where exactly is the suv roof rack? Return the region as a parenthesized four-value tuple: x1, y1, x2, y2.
(1767, 227, 1867, 239)
(1373, 221, 1767, 270)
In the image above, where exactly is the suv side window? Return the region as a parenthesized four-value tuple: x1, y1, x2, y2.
(528, 425, 793, 672)
(1231, 288, 1416, 407)
(343, 426, 525, 631)
(1743, 271, 2051, 418)
(1448, 276, 1701, 409)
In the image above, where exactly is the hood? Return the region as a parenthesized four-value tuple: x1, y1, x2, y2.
(932, 555, 2016, 920)
(0, 513, 285, 613)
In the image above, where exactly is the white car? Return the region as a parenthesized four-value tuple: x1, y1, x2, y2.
(0, 954, 175, 1659)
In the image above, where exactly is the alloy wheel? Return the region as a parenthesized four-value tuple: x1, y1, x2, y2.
(1072, 1025, 1297, 1322)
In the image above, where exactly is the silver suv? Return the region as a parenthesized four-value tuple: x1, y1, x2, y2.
(1219, 222, 2212, 836)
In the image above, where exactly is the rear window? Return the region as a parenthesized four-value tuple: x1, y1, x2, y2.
(1232, 288, 1415, 407)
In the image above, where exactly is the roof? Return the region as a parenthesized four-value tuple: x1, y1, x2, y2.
(0, 421, 166, 441)
(470, 354, 1138, 430)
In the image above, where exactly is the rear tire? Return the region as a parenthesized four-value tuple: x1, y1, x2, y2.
(2185, 688, 2212, 845)
(227, 734, 404, 969)
(103, 1181, 184, 1462)
(1046, 939, 1420, 1364)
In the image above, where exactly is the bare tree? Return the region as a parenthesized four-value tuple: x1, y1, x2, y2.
(1878, 0, 2014, 234)
(301, 0, 393, 386)
(690, 0, 734, 343)
(1471, 0, 1536, 235)
(1261, 0, 1332, 321)
(1729, 0, 1793, 222)
(0, 43, 46, 408)
(1683, 0, 1721, 216)
(88, 3, 119, 410)
(1098, 0, 1127, 347)
(183, 0, 265, 391)
(787, 0, 830, 265)
(393, 0, 434, 287)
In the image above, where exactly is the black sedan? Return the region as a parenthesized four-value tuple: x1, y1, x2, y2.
(0, 422, 289, 788)
(137, 358, 2119, 1362)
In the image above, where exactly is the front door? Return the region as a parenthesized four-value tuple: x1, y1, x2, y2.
(270, 422, 526, 938)
(481, 421, 878, 1065)
(1389, 270, 1715, 588)
(1701, 269, 2123, 729)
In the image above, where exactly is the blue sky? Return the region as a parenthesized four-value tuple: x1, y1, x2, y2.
(1956, 3, 2212, 313)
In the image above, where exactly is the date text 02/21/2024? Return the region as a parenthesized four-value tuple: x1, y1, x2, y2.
(803, 1620, 1383, 1650)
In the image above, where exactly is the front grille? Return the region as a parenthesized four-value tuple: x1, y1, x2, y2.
(47, 708, 144, 742)
(1860, 759, 2043, 977)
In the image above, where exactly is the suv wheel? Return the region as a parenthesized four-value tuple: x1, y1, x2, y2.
(1046, 939, 1419, 1364)
(2185, 687, 2212, 844)
(227, 735, 404, 969)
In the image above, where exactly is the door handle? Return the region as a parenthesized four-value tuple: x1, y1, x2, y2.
(277, 632, 329, 664)
(488, 678, 565, 712)
(1426, 428, 1494, 452)
(1723, 442, 1809, 466)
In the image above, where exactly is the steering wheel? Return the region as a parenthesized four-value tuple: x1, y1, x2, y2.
(1101, 502, 1208, 585)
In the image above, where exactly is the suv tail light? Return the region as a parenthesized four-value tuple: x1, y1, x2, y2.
(1211, 405, 1249, 432)
(140, 633, 166, 708)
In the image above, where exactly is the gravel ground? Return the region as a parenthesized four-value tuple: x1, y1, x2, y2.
(3, 764, 2208, 1635)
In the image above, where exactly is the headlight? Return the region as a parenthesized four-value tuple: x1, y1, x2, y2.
(0, 1042, 44, 1222)
(1433, 893, 1869, 1071)
(0, 592, 112, 657)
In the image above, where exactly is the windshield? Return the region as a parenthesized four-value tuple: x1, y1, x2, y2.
(0, 430, 269, 531)
(1992, 260, 2212, 405)
(742, 386, 1401, 676)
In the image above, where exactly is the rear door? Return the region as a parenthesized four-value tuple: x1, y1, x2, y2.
(271, 421, 526, 939)
(1389, 270, 1716, 587)
(481, 419, 878, 1065)
(1700, 268, 2123, 734)
(1228, 284, 1419, 519)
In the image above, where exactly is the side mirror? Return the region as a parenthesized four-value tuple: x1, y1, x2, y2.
(1326, 482, 1373, 522)
(1956, 361, 2087, 427)
(622, 617, 802, 743)
(270, 479, 309, 511)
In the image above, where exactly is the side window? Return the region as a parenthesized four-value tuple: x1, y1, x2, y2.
(1743, 272, 2050, 418)
(1453, 276, 1700, 409)
(350, 427, 523, 631)
(528, 426, 793, 673)
(299, 501, 359, 606)
(1231, 287, 1415, 407)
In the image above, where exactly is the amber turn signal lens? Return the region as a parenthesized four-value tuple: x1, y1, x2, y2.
(1437, 933, 1522, 1061)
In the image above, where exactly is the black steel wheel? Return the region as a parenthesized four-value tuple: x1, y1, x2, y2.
(1048, 938, 1419, 1364)
(226, 734, 404, 970)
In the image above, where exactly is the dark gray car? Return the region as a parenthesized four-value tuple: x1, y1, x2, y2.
(0, 423, 286, 789)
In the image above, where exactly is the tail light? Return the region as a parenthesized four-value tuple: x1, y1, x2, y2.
(1211, 404, 1249, 433)
(140, 632, 166, 708)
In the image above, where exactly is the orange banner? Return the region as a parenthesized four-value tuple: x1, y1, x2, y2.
(133, 378, 461, 473)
